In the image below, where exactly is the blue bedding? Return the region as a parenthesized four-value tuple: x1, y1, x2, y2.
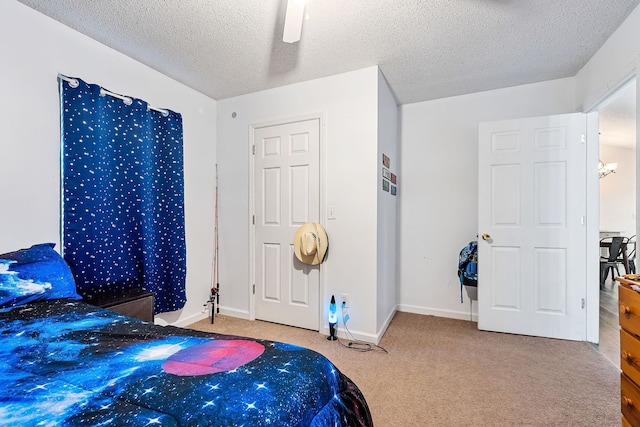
(0, 299, 373, 426)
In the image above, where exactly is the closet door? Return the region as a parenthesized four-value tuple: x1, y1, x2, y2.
(253, 118, 320, 330)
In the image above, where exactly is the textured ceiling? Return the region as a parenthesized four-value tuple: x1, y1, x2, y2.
(16, 0, 640, 105)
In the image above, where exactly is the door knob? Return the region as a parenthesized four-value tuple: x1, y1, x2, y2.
(481, 233, 491, 241)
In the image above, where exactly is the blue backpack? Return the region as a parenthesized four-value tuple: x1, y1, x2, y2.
(458, 241, 478, 303)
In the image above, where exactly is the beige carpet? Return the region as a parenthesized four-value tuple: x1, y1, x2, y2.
(188, 312, 620, 426)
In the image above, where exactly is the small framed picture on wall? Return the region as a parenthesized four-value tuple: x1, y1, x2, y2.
(383, 180, 390, 192)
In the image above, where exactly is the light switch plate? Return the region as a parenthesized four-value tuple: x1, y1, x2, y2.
(328, 205, 337, 220)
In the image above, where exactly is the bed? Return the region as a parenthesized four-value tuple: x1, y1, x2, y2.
(0, 244, 373, 426)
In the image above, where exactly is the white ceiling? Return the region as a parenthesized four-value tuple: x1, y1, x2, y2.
(16, 0, 640, 105)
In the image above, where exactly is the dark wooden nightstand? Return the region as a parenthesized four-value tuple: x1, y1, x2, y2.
(84, 289, 154, 322)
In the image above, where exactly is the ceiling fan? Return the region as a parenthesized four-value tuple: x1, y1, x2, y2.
(283, 0, 308, 43)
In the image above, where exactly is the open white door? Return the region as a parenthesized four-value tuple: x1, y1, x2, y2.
(253, 118, 320, 330)
(478, 113, 587, 340)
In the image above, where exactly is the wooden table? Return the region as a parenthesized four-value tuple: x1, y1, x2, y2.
(617, 276, 640, 288)
(601, 231, 622, 239)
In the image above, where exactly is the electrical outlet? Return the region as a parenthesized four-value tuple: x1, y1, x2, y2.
(341, 293, 349, 308)
(341, 293, 350, 324)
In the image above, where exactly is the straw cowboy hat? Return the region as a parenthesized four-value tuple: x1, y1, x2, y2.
(293, 222, 329, 266)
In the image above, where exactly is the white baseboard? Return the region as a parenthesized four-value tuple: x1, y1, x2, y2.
(376, 307, 396, 343)
(157, 311, 209, 328)
(175, 305, 476, 339)
(217, 306, 251, 320)
(178, 311, 210, 327)
(182, 306, 403, 345)
(320, 309, 396, 345)
(159, 306, 251, 328)
(321, 323, 380, 344)
(397, 303, 477, 322)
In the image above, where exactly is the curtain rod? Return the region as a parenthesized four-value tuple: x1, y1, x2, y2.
(58, 74, 169, 117)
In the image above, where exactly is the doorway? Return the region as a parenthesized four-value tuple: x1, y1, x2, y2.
(598, 77, 637, 366)
(478, 113, 588, 340)
(252, 117, 321, 330)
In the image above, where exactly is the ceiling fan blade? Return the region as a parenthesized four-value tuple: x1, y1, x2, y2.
(283, 0, 306, 43)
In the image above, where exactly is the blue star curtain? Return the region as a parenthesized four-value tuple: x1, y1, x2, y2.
(60, 76, 186, 314)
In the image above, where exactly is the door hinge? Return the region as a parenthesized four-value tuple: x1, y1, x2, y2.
(252, 215, 255, 225)
(581, 298, 585, 309)
(252, 145, 256, 155)
(580, 134, 586, 144)
(580, 215, 585, 226)
(253, 284, 256, 295)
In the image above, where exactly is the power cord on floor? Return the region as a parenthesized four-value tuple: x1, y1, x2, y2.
(337, 303, 388, 353)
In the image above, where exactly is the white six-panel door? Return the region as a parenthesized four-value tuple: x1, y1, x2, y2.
(253, 118, 320, 330)
(478, 113, 587, 340)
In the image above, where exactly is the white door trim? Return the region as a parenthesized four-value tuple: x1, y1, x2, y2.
(585, 112, 600, 344)
(583, 60, 638, 344)
(248, 113, 326, 324)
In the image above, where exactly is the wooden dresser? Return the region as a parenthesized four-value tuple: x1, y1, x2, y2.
(617, 277, 640, 426)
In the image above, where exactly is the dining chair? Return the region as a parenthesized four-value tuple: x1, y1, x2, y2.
(600, 236, 627, 288)
(613, 235, 634, 275)
(627, 235, 637, 274)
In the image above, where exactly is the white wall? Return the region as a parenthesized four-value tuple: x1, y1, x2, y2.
(376, 70, 399, 335)
(0, 1, 217, 326)
(599, 145, 636, 238)
(398, 78, 576, 320)
(216, 67, 382, 340)
(575, 6, 640, 112)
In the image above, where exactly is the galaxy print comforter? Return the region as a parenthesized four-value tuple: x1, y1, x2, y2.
(0, 299, 373, 426)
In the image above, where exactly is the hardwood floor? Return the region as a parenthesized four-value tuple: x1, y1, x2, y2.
(599, 277, 620, 367)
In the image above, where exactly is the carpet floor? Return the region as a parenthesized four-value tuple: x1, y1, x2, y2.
(188, 311, 620, 426)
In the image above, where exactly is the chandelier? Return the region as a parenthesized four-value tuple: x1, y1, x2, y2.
(598, 160, 618, 178)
